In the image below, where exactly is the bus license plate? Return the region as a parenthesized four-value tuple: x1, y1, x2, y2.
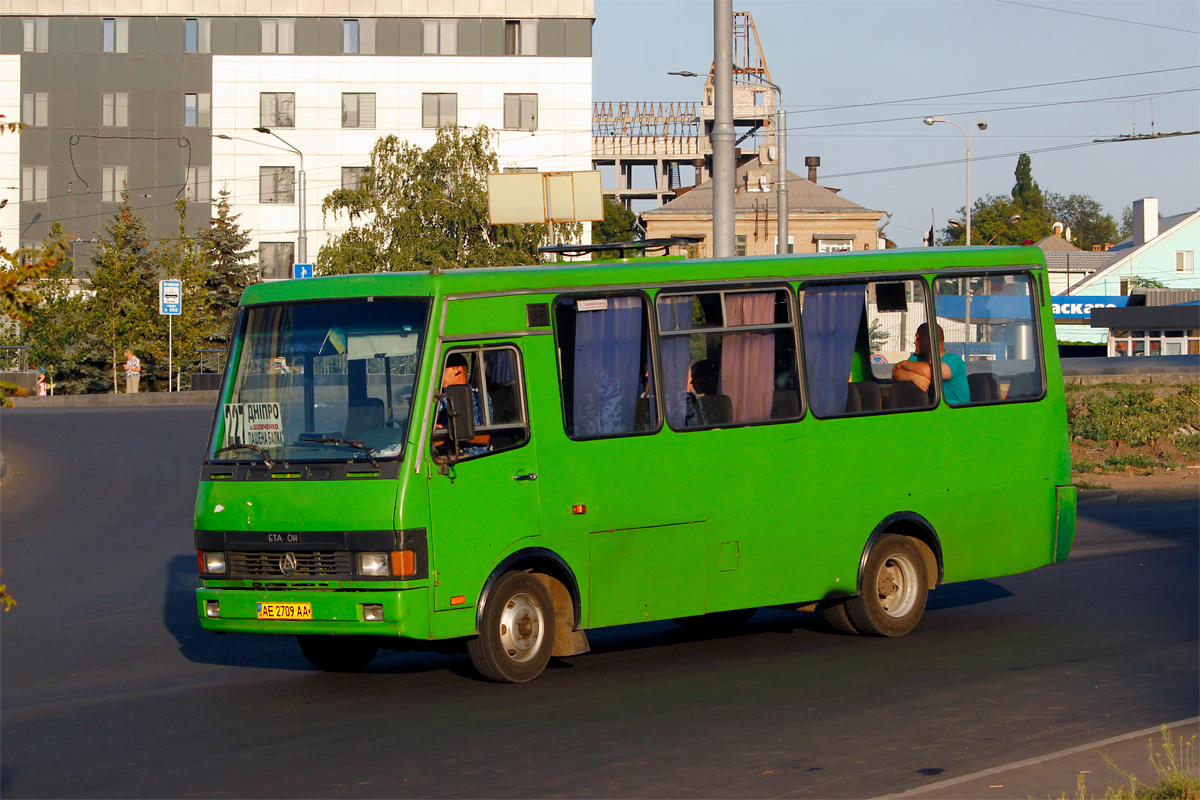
(257, 602, 313, 620)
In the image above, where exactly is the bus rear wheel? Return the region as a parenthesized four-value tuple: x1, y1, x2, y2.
(297, 635, 378, 672)
(468, 570, 555, 683)
(845, 534, 928, 637)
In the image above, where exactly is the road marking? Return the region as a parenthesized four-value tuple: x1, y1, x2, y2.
(871, 717, 1200, 800)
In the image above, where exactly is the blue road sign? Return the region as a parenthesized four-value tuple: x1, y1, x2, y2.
(159, 279, 182, 315)
(293, 263, 313, 279)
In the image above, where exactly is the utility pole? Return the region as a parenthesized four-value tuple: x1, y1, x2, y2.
(712, 0, 735, 258)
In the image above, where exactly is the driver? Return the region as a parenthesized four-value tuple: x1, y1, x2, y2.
(436, 353, 491, 457)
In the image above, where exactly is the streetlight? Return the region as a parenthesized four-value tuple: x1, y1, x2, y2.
(253, 126, 307, 266)
(924, 116, 987, 246)
(670, 70, 789, 256)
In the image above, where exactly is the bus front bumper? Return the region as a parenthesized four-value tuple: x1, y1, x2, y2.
(196, 586, 431, 638)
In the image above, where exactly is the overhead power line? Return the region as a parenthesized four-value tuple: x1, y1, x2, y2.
(992, 0, 1200, 35)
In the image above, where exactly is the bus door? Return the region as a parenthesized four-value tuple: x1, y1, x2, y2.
(427, 343, 540, 611)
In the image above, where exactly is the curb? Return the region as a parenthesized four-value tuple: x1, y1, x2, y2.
(1078, 484, 1199, 505)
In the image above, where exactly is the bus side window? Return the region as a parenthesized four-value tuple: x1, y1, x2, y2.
(800, 278, 933, 416)
(657, 288, 800, 429)
(933, 273, 1044, 404)
(554, 294, 659, 439)
(435, 345, 529, 459)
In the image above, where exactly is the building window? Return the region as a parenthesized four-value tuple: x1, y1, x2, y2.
(341, 167, 370, 191)
(260, 167, 295, 204)
(22, 93, 48, 127)
(260, 93, 295, 128)
(184, 18, 211, 53)
(735, 235, 747, 257)
(185, 167, 211, 202)
(341, 93, 376, 129)
(773, 235, 795, 254)
(422, 93, 457, 129)
(22, 18, 49, 53)
(103, 18, 129, 53)
(1177, 251, 1194, 275)
(818, 239, 853, 252)
(101, 93, 129, 127)
(504, 20, 538, 55)
(503, 93, 537, 131)
(22, 166, 48, 203)
(260, 19, 295, 54)
(259, 242, 295, 280)
(341, 19, 374, 54)
(184, 93, 211, 127)
(101, 166, 127, 203)
(422, 19, 457, 55)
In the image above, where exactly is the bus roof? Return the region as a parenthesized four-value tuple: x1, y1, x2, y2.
(240, 245, 1048, 306)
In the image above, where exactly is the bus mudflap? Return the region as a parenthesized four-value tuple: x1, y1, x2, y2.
(1054, 484, 1077, 562)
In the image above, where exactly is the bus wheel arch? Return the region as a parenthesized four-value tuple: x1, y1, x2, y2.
(476, 548, 589, 659)
(859, 512, 943, 592)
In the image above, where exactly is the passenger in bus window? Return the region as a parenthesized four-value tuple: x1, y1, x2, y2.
(437, 353, 490, 456)
(685, 359, 728, 426)
(891, 323, 969, 405)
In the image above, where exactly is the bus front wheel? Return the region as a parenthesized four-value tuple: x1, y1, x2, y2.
(297, 635, 378, 672)
(845, 534, 928, 637)
(468, 570, 556, 683)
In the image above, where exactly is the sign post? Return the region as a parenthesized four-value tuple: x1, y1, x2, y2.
(159, 279, 182, 391)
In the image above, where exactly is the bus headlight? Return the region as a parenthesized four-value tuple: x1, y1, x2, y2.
(201, 551, 227, 574)
(358, 552, 389, 576)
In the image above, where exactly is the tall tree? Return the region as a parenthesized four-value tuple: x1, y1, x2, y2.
(1011, 153, 1045, 211)
(319, 125, 578, 274)
(12, 222, 89, 393)
(197, 185, 257, 347)
(939, 194, 1051, 246)
(591, 198, 640, 260)
(85, 188, 158, 393)
(1045, 192, 1118, 251)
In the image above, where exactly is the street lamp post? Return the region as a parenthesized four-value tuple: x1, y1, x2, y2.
(923, 116, 986, 246)
(253, 126, 307, 266)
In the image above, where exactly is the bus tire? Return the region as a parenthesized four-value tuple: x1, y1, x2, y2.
(297, 635, 378, 672)
(821, 601, 861, 635)
(468, 570, 555, 683)
(673, 608, 756, 636)
(846, 534, 928, 637)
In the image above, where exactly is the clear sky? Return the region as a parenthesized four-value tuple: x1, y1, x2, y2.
(591, 0, 1200, 247)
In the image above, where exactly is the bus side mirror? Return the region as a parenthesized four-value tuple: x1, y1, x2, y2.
(443, 384, 476, 444)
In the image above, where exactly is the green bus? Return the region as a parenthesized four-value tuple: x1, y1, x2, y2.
(195, 246, 1076, 682)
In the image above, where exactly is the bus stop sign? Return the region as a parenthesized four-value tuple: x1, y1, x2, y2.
(159, 280, 182, 315)
(294, 263, 313, 279)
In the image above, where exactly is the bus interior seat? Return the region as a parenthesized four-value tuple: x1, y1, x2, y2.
(845, 384, 862, 413)
(771, 389, 800, 419)
(696, 394, 733, 426)
(633, 396, 651, 430)
(887, 381, 930, 410)
(855, 381, 882, 411)
(968, 372, 1000, 402)
(1006, 372, 1040, 399)
(344, 397, 385, 441)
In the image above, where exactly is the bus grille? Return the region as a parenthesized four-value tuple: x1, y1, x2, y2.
(228, 551, 352, 578)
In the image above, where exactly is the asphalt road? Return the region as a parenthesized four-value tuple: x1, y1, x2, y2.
(1, 406, 1196, 799)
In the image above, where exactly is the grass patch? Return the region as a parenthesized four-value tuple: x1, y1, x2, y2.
(1105, 454, 1160, 470)
(1068, 385, 1198, 448)
(1062, 725, 1200, 799)
(1074, 479, 1112, 491)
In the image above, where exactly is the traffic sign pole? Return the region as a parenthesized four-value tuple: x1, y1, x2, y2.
(159, 279, 183, 392)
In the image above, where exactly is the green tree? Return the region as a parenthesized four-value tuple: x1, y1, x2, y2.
(1130, 276, 1168, 289)
(198, 185, 257, 348)
(1045, 193, 1118, 251)
(1119, 205, 1134, 240)
(85, 188, 158, 393)
(939, 194, 1050, 246)
(1011, 153, 1046, 211)
(591, 197, 639, 260)
(13, 222, 89, 393)
(319, 125, 578, 274)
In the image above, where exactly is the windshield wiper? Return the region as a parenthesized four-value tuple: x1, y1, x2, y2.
(295, 436, 380, 468)
(213, 444, 275, 468)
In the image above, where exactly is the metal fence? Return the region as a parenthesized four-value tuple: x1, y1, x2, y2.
(0, 346, 31, 373)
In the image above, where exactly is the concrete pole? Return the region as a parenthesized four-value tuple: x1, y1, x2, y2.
(711, 0, 735, 258)
(297, 164, 307, 265)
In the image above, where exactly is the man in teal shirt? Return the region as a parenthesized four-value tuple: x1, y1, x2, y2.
(892, 322, 970, 405)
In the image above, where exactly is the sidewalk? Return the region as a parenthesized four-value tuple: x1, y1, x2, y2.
(7, 390, 218, 408)
(874, 718, 1200, 800)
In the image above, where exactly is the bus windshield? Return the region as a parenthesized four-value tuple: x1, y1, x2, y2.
(213, 298, 429, 463)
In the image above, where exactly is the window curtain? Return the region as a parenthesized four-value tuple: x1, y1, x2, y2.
(722, 293, 775, 422)
(802, 284, 866, 417)
(573, 297, 645, 437)
(658, 295, 694, 428)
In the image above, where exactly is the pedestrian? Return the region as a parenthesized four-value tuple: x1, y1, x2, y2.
(123, 349, 141, 393)
(35, 366, 47, 396)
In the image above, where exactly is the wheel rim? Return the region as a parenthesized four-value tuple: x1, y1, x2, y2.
(876, 553, 919, 618)
(498, 592, 544, 662)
